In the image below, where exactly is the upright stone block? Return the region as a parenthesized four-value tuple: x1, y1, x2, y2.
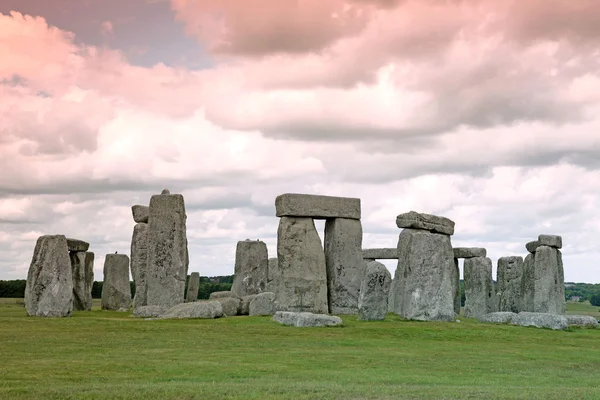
(393, 228, 455, 321)
(496, 256, 523, 313)
(452, 258, 460, 315)
(521, 253, 535, 312)
(25, 235, 73, 317)
(266, 257, 279, 293)
(70, 251, 94, 311)
(533, 246, 566, 314)
(186, 272, 200, 302)
(324, 218, 364, 314)
(358, 261, 391, 321)
(146, 192, 189, 308)
(362, 248, 397, 260)
(101, 254, 132, 311)
(231, 239, 268, 297)
(463, 256, 495, 318)
(276, 217, 328, 314)
(130, 222, 149, 308)
(275, 193, 361, 220)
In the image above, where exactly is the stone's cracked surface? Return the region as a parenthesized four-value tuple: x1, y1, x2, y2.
(276, 217, 329, 314)
(358, 261, 391, 321)
(25, 235, 73, 317)
(453, 247, 487, 259)
(186, 272, 200, 303)
(272, 311, 343, 327)
(66, 238, 89, 252)
(131, 205, 149, 223)
(464, 257, 496, 318)
(70, 251, 94, 311)
(160, 301, 223, 319)
(538, 234, 562, 249)
(324, 218, 364, 314)
(395, 211, 455, 235)
(146, 192, 189, 309)
(249, 292, 277, 316)
(275, 193, 361, 220)
(101, 254, 132, 311)
(131, 222, 149, 308)
(496, 256, 523, 313)
(511, 312, 568, 330)
(231, 240, 268, 297)
(362, 248, 397, 260)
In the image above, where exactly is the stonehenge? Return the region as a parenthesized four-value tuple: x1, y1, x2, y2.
(463, 256, 495, 318)
(101, 254, 132, 311)
(231, 239, 268, 297)
(496, 256, 523, 313)
(358, 261, 391, 321)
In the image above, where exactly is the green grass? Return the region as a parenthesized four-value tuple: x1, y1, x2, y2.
(1, 301, 599, 400)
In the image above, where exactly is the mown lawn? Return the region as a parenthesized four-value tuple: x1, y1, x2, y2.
(1, 300, 599, 400)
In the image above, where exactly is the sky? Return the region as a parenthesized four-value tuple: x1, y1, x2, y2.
(1, 0, 599, 283)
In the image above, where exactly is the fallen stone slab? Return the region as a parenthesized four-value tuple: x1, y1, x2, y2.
(275, 193, 361, 220)
(477, 312, 517, 324)
(511, 312, 568, 330)
(538, 234, 562, 249)
(566, 315, 598, 328)
(525, 240, 541, 253)
(160, 301, 223, 319)
(272, 311, 343, 327)
(238, 294, 258, 315)
(67, 238, 90, 252)
(214, 297, 240, 317)
(209, 291, 241, 300)
(249, 292, 277, 316)
(362, 248, 397, 260)
(131, 205, 149, 223)
(133, 305, 168, 318)
(396, 211, 455, 235)
(453, 247, 487, 259)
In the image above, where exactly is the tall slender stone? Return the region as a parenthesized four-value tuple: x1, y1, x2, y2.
(521, 253, 535, 312)
(324, 218, 364, 314)
(533, 246, 566, 314)
(452, 258, 461, 315)
(186, 272, 200, 302)
(496, 256, 523, 313)
(463, 256, 495, 318)
(70, 251, 94, 311)
(25, 235, 73, 317)
(130, 222, 149, 308)
(231, 240, 268, 297)
(276, 217, 328, 314)
(101, 254, 132, 311)
(358, 261, 391, 321)
(146, 191, 189, 308)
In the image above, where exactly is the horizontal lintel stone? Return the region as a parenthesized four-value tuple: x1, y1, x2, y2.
(396, 211, 455, 235)
(362, 248, 398, 259)
(275, 193, 361, 220)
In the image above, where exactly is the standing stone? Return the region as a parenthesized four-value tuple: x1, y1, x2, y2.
(25, 235, 73, 317)
(146, 191, 189, 308)
(101, 254, 132, 311)
(533, 246, 566, 314)
(186, 272, 200, 302)
(324, 218, 364, 314)
(70, 251, 94, 311)
(521, 253, 535, 312)
(358, 261, 391, 321)
(452, 258, 461, 315)
(130, 222, 149, 308)
(266, 257, 279, 293)
(496, 256, 523, 313)
(393, 228, 455, 321)
(231, 239, 268, 297)
(362, 248, 397, 259)
(276, 217, 328, 314)
(388, 269, 399, 313)
(463, 257, 495, 318)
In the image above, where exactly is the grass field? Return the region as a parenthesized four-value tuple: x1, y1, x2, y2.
(1, 300, 599, 400)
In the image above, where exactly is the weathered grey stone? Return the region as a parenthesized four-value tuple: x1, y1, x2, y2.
(464, 257, 496, 318)
(395, 211, 455, 235)
(266, 258, 279, 293)
(70, 251, 94, 311)
(273, 311, 343, 327)
(478, 312, 517, 324)
(324, 218, 364, 314)
(496, 256, 523, 313)
(101, 254, 131, 311)
(362, 248, 397, 260)
(160, 301, 223, 319)
(25, 235, 73, 317)
(249, 292, 277, 316)
(452, 258, 460, 315)
(67, 238, 89, 252)
(566, 315, 598, 328)
(392, 229, 455, 321)
(521, 253, 535, 311)
(231, 239, 268, 297)
(133, 305, 168, 318)
(453, 247, 486, 259)
(511, 312, 568, 330)
(526, 240, 541, 253)
(146, 192, 189, 308)
(130, 222, 148, 308)
(209, 291, 241, 300)
(131, 205, 149, 223)
(276, 217, 328, 313)
(275, 193, 361, 220)
(214, 297, 241, 316)
(533, 246, 566, 314)
(357, 261, 391, 321)
(185, 272, 200, 302)
(238, 294, 258, 315)
(538, 234, 562, 249)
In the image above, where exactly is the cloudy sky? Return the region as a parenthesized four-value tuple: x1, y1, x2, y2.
(1, 0, 599, 283)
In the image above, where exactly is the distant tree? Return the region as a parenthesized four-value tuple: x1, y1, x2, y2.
(590, 294, 600, 307)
